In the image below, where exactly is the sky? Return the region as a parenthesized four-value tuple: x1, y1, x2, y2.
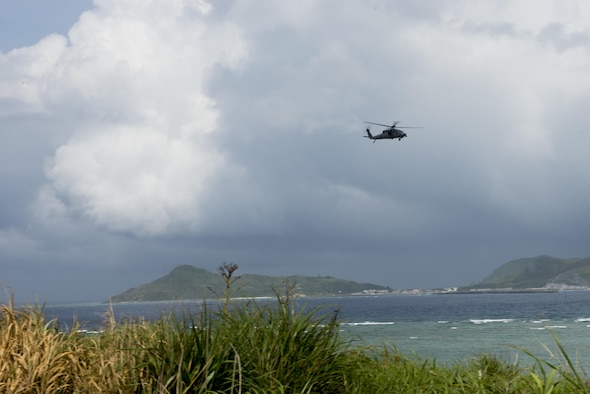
(1, 0, 590, 303)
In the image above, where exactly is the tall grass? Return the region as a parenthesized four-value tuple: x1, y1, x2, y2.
(0, 300, 82, 393)
(2, 293, 590, 393)
(514, 329, 590, 394)
(217, 291, 364, 392)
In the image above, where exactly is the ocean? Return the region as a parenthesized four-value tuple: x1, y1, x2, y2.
(42, 291, 590, 368)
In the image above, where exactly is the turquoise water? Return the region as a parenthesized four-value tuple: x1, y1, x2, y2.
(341, 318, 590, 367)
(43, 291, 590, 367)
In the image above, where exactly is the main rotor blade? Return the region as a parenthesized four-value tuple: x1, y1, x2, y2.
(364, 121, 423, 128)
(363, 121, 393, 127)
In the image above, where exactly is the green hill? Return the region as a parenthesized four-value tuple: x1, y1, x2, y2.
(110, 265, 392, 302)
(463, 255, 590, 290)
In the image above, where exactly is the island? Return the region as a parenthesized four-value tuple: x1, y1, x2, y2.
(109, 264, 392, 302)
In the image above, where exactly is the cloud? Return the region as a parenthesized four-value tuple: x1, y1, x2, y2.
(1, 0, 248, 236)
(2, 0, 590, 301)
(217, 2, 590, 269)
(44, 125, 227, 235)
(0, 228, 38, 258)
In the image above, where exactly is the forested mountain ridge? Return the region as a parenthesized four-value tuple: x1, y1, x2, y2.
(110, 265, 392, 302)
(464, 255, 590, 290)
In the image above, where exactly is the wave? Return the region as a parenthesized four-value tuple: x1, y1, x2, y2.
(470, 319, 514, 324)
(343, 321, 395, 326)
(528, 325, 568, 330)
(76, 329, 103, 335)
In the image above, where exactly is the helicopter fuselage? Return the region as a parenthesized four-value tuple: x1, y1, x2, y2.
(364, 127, 407, 142)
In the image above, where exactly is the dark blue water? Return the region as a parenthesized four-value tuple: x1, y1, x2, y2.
(42, 291, 590, 366)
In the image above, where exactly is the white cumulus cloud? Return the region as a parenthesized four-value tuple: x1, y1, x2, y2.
(45, 125, 226, 235)
(0, 0, 247, 236)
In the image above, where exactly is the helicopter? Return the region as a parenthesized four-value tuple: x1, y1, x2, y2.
(363, 121, 421, 142)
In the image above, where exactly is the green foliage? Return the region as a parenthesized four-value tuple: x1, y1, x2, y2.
(514, 329, 590, 394)
(351, 348, 535, 393)
(218, 290, 362, 392)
